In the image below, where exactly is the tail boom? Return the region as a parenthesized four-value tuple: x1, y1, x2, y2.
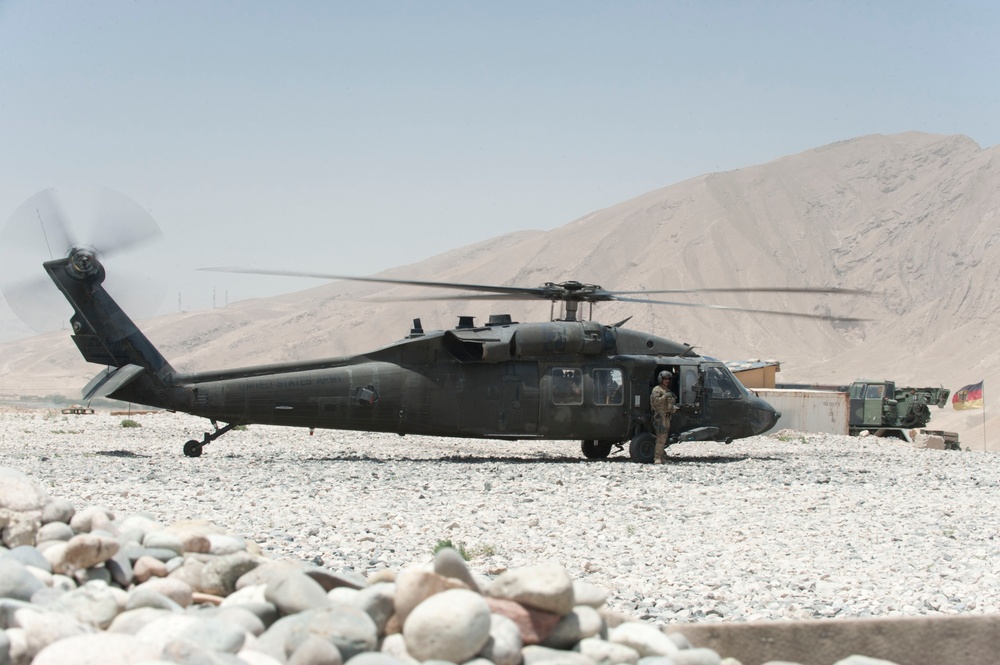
(45, 250, 182, 410)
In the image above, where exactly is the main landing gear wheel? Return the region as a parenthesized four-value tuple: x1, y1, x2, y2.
(581, 440, 614, 459)
(183, 440, 203, 458)
(629, 432, 656, 464)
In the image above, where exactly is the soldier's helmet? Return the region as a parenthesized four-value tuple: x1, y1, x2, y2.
(658, 371, 671, 382)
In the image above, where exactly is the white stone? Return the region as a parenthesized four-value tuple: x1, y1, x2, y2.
(402, 588, 491, 663)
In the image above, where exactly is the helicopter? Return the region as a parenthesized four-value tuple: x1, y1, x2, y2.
(7, 191, 867, 462)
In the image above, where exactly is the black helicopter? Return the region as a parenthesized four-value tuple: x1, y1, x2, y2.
(7, 190, 866, 462)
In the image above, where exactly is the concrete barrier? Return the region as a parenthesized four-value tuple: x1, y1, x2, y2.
(667, 614, 1000, 665)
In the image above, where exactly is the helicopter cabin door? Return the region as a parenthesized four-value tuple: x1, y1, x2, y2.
(678, 366, 699, 406)
(459, 363, 539, 436)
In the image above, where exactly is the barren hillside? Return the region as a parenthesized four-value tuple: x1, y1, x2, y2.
(3, 132, 998, 444)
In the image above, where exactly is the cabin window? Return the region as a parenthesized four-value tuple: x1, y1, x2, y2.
(705, 366, 740, 400)
(592, 368, 624, 405)
(551, 368, 583, 405)
(865, 384, 885, 399)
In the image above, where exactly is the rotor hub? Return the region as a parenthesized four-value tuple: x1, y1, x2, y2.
(543, 281, 607, 302)
(66, 248, 102, 280)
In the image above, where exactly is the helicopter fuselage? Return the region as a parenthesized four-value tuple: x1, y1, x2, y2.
(136, 320, 778, 445)
(44, 251, 780, 460)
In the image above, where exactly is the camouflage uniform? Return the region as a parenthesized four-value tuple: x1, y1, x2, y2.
(650, 381, 677, 463)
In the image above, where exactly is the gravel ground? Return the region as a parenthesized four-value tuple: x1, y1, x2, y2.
(3, 407, 999, 627)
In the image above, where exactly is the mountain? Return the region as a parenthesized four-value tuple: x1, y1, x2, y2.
(2, 132, 998, 445)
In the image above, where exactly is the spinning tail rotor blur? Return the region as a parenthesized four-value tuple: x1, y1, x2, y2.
(1, 188, 166, 334)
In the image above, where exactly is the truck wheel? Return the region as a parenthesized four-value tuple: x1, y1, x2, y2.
(629, 432, 656, 464)
(582, 440, 613, 459)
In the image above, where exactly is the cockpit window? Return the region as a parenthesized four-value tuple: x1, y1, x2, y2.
(552, 368, 583, 405)
(705, 366, 740, 400)
(592, 368, 624, 405)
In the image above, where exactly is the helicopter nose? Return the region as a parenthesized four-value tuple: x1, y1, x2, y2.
(749, 399, 781, 435)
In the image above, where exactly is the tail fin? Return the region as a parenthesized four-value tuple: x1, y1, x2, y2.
(45, 250, 180, 408)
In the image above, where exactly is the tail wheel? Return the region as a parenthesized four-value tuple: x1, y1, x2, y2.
(581, 440, 613, 459)
(629, 432, 656, 464)
(183, 440, 203, 458)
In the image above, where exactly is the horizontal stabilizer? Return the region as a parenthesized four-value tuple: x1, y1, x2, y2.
(82, 364, 146, 401)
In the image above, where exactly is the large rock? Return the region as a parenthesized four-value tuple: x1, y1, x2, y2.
(402, 588, 491, 663)
(132, 577, 193, 608)
(3, 545, 51, 573)
(304, 565, 365, 592)
(0, 558, 45, 602)
(285, 605, 377, 660)
(36, 521, 74, 543)
(123, 588, 184, 613)
(353, 582, 396, 635)
(477, 613, 523, 665)
(40, 499, 75, 525)
(393, 566, 468, 624)
(578, 636, 640, 665)
(45, 534, 119, 574)
(133, 555, 167, 583)
(486, 562, 575, 615)
(522, 644, 595, 665)
(141, 531, 184, 556)
(288, 635, 343, 665)
(17, 608, 95, 662)
(265, 570, 332, 616)
(133, 614, 201, 652)
(200, 550, 260, 596)
(572, 579, 608, 609)
(53, 580, 122, 629)
(106, 607, 174, 635)
(433, 547, 480, 592)
(486, 596, 562, 645)
(0, 468, 48, 514)
(68, 506, 115, 534)
(32, 632, 162, 664)
(173, 615, 247, 653)
(609, 622, 681, 658)
(0, 509, 40, 548)
(541, 605, 605, 649)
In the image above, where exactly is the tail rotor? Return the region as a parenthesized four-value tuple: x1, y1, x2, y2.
(1, 188, 166, 334)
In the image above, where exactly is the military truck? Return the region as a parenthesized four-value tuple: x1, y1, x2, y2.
(776, 379, 955, 446)
(846, 380, 949, 437)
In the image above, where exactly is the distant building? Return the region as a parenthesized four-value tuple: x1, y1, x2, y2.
(728, 359, 780, 389)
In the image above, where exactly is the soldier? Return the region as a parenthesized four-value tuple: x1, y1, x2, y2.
(650, 370, 678, 464)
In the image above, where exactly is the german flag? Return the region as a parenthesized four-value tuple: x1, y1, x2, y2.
(953, 381, 984, 410)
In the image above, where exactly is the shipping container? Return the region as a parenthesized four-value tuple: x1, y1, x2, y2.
(754, 388, 848, 435)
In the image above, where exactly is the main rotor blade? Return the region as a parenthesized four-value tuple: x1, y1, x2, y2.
(201, 267, 550, 298)
(367, 292, 868, 321)
(612, 296, 869, 322)
(607, 286, 872, 296)
(203, 267, 869, 322)
(363, 293, 542, 303)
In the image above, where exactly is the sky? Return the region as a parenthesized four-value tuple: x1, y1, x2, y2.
(1, 0, 997, 340)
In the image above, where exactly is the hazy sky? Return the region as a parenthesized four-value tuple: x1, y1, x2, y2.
(1, 1, 997, 339)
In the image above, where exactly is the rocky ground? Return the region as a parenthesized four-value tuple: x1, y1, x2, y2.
(4, 408, 1000, 627)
